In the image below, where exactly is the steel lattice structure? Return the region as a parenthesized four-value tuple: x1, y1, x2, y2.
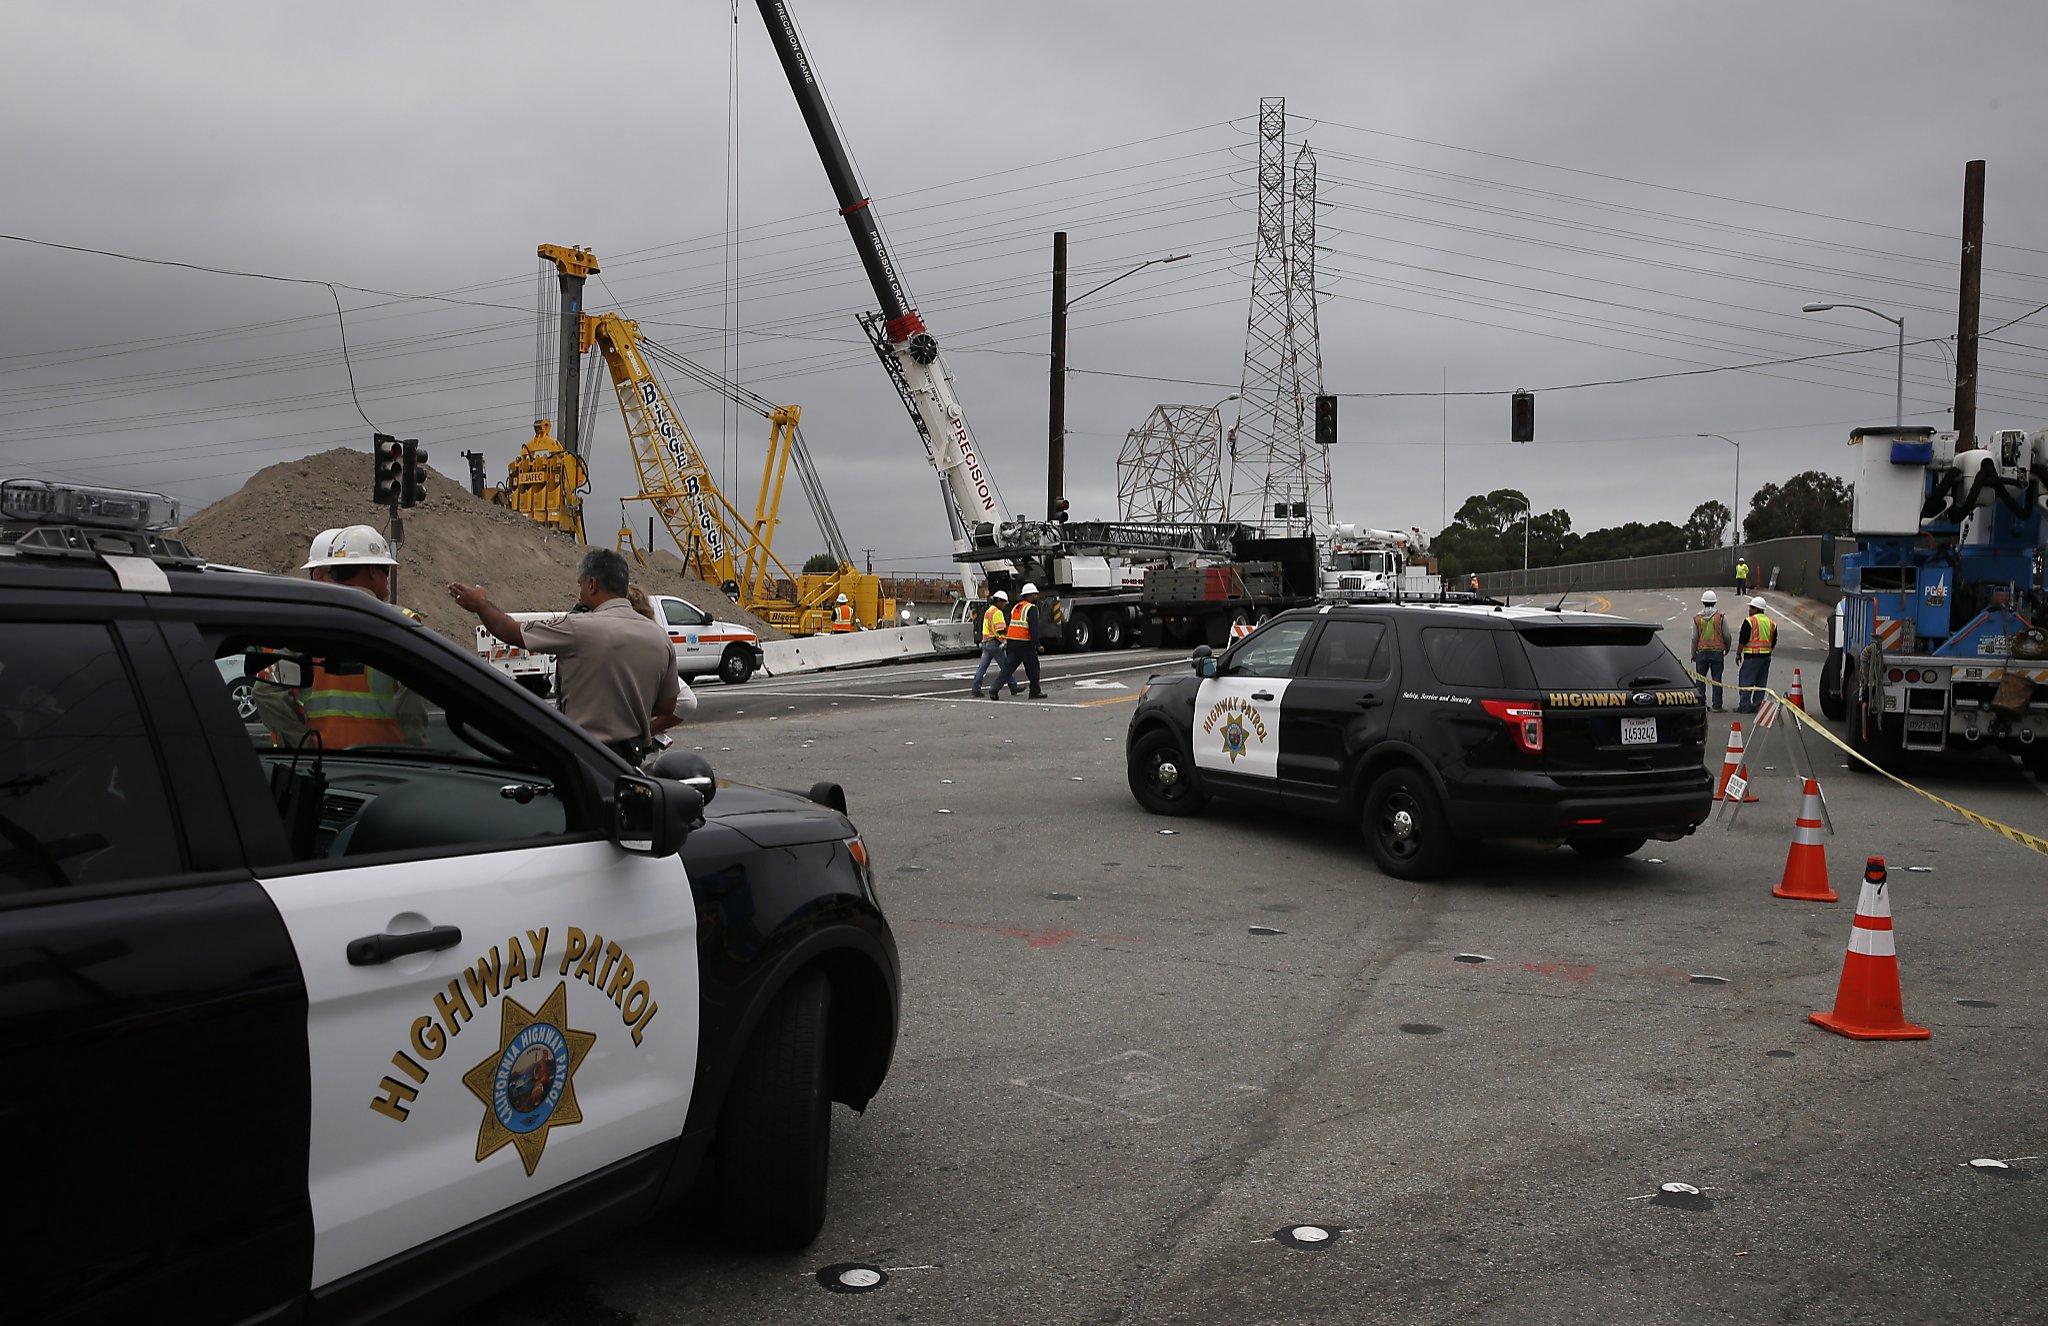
(1117, 403, 1226, 522)
(1224, 99, 1332, 531)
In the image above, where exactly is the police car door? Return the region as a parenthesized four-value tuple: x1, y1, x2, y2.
(192, 617, 699, 1292)
(1282, 616, 1396, 810)
(1192, 618, 1313, 800)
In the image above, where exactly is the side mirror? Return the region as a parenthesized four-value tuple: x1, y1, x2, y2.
(1191, 645, 1218, 678)
(246, 650, 314, 688)
(1818, 531, 1838, 586)
(612, 774, 704, 856)
(648, 749, 718, 806)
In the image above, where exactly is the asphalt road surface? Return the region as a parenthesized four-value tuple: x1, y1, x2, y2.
(459, 589, 2048, 1326)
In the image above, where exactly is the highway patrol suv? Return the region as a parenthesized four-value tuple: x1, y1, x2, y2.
(1126, 600, 1713, 878)
(0, 480, 898, 1323)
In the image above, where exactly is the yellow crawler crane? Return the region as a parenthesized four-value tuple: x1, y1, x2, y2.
(485, 244, 602, 541)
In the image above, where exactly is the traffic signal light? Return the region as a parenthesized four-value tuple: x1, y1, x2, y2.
(400, 439, 429, 508)
(371, 434, 403, 505)
(1510, 390, 1534, 443)
(1053, 496, 1070, 523)
(1314, 394, 1336, 446)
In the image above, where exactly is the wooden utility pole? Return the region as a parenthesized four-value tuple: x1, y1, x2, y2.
(1047, 230, 1068, 522)
(1953, 160, 1986, 445)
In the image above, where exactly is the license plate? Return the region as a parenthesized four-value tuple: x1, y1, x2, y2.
(1620, 716, 1658, 745)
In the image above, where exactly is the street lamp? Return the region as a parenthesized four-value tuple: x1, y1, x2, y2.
(1696, 433, 1740, 548)
(1499, 493, 1531, 575)
(1801, 301, 1905, 428)
(1048, 233, 1191, 520)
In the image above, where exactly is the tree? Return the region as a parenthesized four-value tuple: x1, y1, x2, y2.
(1682, 500, 1731, 551)
(1742, 471, 1850, 542)
(801, 552, 839, 574)
(1452, 488, 1532, 536)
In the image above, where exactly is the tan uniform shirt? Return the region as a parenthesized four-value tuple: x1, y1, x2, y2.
(520, 599, 681, 744)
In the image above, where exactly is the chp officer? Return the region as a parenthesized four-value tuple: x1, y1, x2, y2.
(449, 549, 682, 762)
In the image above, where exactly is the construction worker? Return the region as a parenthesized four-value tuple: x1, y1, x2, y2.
(1691, 589, 1730, 711)
(257, 526, 428, 748)
(1468, 572, 1481, 594)
(988, 582, 1046, 700)
(831, 593, 856, 633)
(1736, 594, 1777, 713)
(1734, 555, 1751, 594)
(970, 590, 1017, 698)
(450, 549, 682, 764)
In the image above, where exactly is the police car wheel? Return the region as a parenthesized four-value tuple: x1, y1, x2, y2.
(1363, 767, 1452, 880)
(718, 647, 755, 685)
(1567, 834, 1647, 859)
(711, 970, 833, 1248)
(1127, 729, 1208, 816)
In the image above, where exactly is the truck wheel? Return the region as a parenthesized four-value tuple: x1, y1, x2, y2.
(718, 647, 755, 685)
(1096, 611, 1126, 650)
(1127, 729, 1208, 816)
(1362, 767, 1454, 880)
(710, 971, 832, 1249)
(1818, 647, 1847, 721)
(1065, 613, 1096, 653)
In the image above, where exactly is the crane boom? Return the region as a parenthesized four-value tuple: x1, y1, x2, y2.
(754, 0, 1012, 565)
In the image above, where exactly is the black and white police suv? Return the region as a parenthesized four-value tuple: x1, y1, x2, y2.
(1125, 600, 1714, 878)
(0, 481, 899, 1324)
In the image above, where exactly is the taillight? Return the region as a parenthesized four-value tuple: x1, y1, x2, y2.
(1887, 668, 1905, 683)
(1481, 698, 1545, 754)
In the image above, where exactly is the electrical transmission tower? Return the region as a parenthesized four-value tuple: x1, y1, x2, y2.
(1117, 403, 1227, 522)
(1225, 99, 1332, 531)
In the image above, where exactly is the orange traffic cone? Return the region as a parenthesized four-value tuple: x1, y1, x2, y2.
(1809, 857, 1929, 1040)
(1714, 722, 1761, 803)
(1787, 668, 1807, 712)
(1772, 779, 1836, 901)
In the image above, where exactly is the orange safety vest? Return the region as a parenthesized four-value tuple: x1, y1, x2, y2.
(831, 603, 855, 632)
(1742, 612, 1777, 655)
(980, 603, 1007, 641)
(1468, 574, 1480, 591)
(1694, 612, 1727, 651)
(1004, 600, 1036, 641)
(303, 664, 405, 748)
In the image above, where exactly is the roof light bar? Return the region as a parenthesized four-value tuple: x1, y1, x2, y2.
(1, 479, 178, 531)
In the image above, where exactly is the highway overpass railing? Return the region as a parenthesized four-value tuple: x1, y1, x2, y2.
(1474, 534, 1839, 607)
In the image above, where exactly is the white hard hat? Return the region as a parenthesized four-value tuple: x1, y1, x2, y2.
(1019, 582, 1040, 595)
(300, 528, 342, 569)
(1700, 590, 1717, 605)
(836, 593, 849, 604)
(992, 589, 1009, 601)
(1750, 595, 1768, 609)
(305, 523, 395, 569)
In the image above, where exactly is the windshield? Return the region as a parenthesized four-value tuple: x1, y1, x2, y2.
(1329, 552, 1387, 573)
(1516, 625, 1680, 690)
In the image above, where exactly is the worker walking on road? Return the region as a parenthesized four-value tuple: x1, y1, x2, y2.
(1691, 589, 1730, 711)
(988, 582, 1047, 701)
(1735, 594, 1776, 713)
(831, 593, 856, 633)
(1734, 556, 1751, 594)
(970, 590, 1017, 698)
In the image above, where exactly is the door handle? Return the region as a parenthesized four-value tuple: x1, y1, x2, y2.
(347, 925, 462, 967)
(1251, 691, 1275, 701)
(1354, 694, 1381, 708)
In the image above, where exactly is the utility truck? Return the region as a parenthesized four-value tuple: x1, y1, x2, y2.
(1819, 425, 2048, 773)
(1321, 524, 1438, 600)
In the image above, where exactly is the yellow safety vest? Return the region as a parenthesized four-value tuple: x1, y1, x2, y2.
(1694, 612, 1727, 651)
(980, 604, 1007, 640)
(1736, 562, 1750, 579)
(1742, 613, 1776, 655)
(1004, 600, 1036, 641)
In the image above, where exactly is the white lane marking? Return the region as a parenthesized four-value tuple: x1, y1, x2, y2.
(1071, 679, 1128, 690)
(700, 689, 1091, 709)
(743, 651, 1179, 692)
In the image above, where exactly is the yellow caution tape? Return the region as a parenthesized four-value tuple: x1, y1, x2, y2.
(1682, 666, 2048, 858)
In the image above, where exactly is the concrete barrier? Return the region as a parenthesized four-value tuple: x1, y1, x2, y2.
(761, 623, 978, 676)
(1475, 534, 1840, 610)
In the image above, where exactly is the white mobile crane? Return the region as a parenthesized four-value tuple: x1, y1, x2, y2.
(753, 0, 1320, 650)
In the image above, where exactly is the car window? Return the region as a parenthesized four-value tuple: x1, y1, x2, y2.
(1304, 621, 1390, 681)
(1224, 620, 1313, 677)
(1516, 626, 1683, 689)
(1421, 626, 1507, 688)
(204, 631, 591, 867)
(662, 599, 710, 628)
(0, 623, 182, 893)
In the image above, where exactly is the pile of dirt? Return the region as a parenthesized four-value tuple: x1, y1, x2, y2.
(177, 447, 789, 642)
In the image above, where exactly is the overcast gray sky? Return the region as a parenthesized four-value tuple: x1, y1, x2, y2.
(6, 1, 2047, 575)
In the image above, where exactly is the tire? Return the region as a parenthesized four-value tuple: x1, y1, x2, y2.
(1065, 612, 1096, 653)
(1096, 611, 1127, 651)
(2023, 744, 2048, 780)
(718, 647, 755, 685)
(1845, 689, 1881, 773)
(227, 677, 258, 721)
(1568, 834, 1648, 859)
(1818, 647, 1847, 721)
(1126, 728, 1208, 816)
(710, 971, 833, 1249)
(1362, 766, 1454, 880)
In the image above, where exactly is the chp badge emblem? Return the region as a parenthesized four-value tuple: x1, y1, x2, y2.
(462, 981, 596, 1176)
(1220, 714, 1251, 763)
